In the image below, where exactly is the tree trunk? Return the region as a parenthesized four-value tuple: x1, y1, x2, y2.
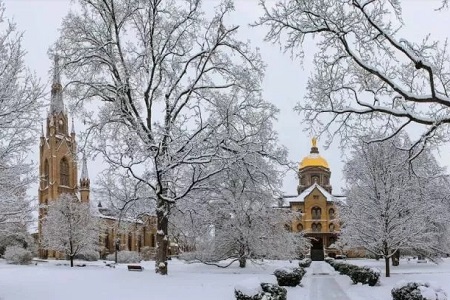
(239, 257, 246, 268)
(384, 256, 390, 277)
(70, 255, 74, 268)
(155, 197, 169, 275)
(392, 250, 400, 266)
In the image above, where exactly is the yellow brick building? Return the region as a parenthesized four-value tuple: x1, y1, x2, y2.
(280, 138, 343, 260)
(38, 57, 157, 259)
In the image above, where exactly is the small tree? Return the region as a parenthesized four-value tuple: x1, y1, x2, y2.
(340, 134, 450, 277)
(41, 194, 99, 267)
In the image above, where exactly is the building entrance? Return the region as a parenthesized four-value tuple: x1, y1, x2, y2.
(310, 237, 324, 261)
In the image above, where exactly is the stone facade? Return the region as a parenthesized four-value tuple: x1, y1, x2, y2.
(281, 139, 341, 260)
(38, 57, 157, 259)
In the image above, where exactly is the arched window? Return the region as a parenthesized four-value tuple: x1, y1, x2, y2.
(60, 158, 70, 186)
(297, 223, 303, 231)
(329, 223, 335, 232)
(311, 223, 321, 232)
(329, 208, 335, 219)
(317, 223, 322, 232)
(44, 159, 49, 187)
(312, 207, 321, 220)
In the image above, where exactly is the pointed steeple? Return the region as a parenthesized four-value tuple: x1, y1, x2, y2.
(41, 123, 44, 137)
(81, 152, 89, 180)
(50, 55, 64, 114)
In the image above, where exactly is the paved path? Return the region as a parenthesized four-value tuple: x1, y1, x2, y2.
(307, 261, 352, 300)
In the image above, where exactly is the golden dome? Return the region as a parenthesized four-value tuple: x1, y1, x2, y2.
(299, 138, 329, 169)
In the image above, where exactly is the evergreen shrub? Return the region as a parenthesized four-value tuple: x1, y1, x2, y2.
(273, 267, 306, 286)
(234, 280, 287, 300)
(298, 258, 312, 268)
(391, 281, 447, 300)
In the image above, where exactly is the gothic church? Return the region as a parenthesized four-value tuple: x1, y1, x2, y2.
(38, 57, 157, 259)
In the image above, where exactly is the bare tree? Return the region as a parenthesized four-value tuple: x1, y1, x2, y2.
(258, 0, 450, 150)
(340, 134, 450, 277)
(41, 194, 99, 267)
(55, 0, 264, 275)
(0, 1, 41, 236)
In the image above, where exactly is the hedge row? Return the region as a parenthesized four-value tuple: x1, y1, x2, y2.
(325, 258, 380, 286)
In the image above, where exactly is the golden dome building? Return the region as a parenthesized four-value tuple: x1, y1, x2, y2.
(280, 138, 342, 261)
(297, 137, 332, 194)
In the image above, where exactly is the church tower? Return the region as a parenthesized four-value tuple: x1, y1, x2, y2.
(38, 56, 89, 257)
(297, 138, 332, 194)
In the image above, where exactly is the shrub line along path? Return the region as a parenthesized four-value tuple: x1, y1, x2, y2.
(306, 261, 352, 300)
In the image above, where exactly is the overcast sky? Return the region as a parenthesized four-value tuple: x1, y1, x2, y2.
(3, 0, 449, 196)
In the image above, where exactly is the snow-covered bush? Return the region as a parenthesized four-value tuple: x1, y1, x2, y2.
(260, 283, 287, 300)
(298, 258, 312, 268)
(392, 281, 447, 300)
(326, 260, 380, 286)
(234, 278, 287, 300)
(349, 267, 380, 286)
(332, 262, 359, 276)
(106, 251, 140, 263)
(74, 250, 100, 261)
(4, 246, 32, 265)
(273, 267, 306, 286)
(324, 257, 334, 263)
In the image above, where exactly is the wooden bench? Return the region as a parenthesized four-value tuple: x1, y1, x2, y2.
(127, 265, 144, 271)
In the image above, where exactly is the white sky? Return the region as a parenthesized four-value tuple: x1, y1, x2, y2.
(3, 0, 449, 196)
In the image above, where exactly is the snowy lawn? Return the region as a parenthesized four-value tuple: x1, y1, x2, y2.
(2, 257, 450, 299)
(333, 258, 450, 300)
(0, 258, 307, 300)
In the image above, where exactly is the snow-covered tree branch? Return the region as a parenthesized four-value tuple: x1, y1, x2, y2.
(258, 0, 450, 150)
(55, 0, 267, 274)
(0, 0, 41, 239)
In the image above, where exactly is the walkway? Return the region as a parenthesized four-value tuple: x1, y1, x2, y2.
(307, 261, 351, 300)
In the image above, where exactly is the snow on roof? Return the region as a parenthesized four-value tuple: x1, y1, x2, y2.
(278, 183, 344, 207)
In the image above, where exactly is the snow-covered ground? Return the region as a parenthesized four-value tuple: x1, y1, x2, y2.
(0, 257, 449, 299)
(335, 258, 450, 300)
(0, 258, 306, 300)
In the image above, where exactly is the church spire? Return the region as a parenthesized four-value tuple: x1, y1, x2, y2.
(80, 152, 89, 180)
(50, 55, 64, 114)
